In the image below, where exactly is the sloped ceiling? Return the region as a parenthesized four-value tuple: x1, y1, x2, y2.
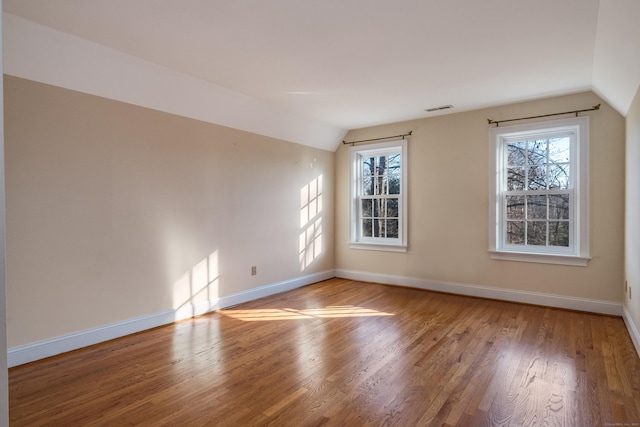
(3, 0, 640, 151)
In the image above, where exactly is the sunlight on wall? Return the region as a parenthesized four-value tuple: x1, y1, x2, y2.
(300, 175, 323, 271)
(219, 305, 394, 321)
(173, 250, 220, 319)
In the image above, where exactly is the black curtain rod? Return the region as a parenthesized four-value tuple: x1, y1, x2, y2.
(488, 104, 600, 127)
(342, 131, 412, 145)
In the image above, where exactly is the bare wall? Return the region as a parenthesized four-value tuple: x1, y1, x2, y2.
(336, 91, 625, 304)
(625, 85, 640, 341)
(4, 75, 335, 348)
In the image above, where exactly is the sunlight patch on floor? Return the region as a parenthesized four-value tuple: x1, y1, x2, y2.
(219, 305, 394, 321)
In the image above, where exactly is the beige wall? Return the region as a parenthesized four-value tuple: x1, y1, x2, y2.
(625, 86, 640, 336)
(4, 75, 629, 353)
(336, 91, 625, 303)
(4, 76, 335, 348)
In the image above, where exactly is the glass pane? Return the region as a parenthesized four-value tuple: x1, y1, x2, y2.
(527, 221, 547, 245)
(527, 140, 548, 165)
(362, 157, 375, 176)
(373, 156, 381, 175)
(363, 176, 375, 195)
(388, 154, 401, 172)
(549, 194, 569, 219)
(376, 155, 388, 177)
(506, 195, 525, 219)
(507, 168, 525, 191)
(527, 165, 547, 190)
(506, 221, 525, 245)
(377, 176, 388, 195)
(372, 198, 384, 218)
(527, 195, 547, 219)
(375, 176, 386, 195)
(507, 141, 526, 166)
(386, 198, 399, 218)
(361, 199, 372, 218)
(548, 137, 570, 163)
(548, 164, 569, 189)
(388, 175, 400, 195)
(372, 219, 384, 237)
(386, 220, 399, 238)
(362, 219, 372, 237)
(549, 221, 570, 247)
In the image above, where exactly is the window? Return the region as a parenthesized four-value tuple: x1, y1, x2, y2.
(489, 117, 590, 266)
(350, 140, 407, 252)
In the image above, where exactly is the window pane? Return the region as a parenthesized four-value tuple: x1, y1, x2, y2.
(548, 137, 570, 163)
(549, 194, 569, 219)
(388, 175, 400, 195)
(548, 164, 569, 189)
(376, 176, 387, 195)
(506, 221, 525, 245)
(386, 220, 399, 238)
(507, 168, 525, 190)
(373, 156, 381, 174)
(527, 165, 547, 190)
(527, 221, 547, 245)
(506, 195, 525, 219)
(363, 157, 374, 176)
(528, 140, 548, 165)
(507, 141, 526, 166)
(361, 199, 372, 218)
(388, 154, 401, 171)
(549, 221, 570, 247)
(387, 198, 399, 218)
(376, 156, 388, 177)
(362, 219, 372, 237)
(377, 176, 387, 195)
(372, 199, 384, 218)
(527, 195, 547, 219)
(363, 176, 375, 195)
(372, 219, 384, 237)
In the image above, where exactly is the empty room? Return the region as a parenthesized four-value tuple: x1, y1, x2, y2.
(2, 0, 640, 426)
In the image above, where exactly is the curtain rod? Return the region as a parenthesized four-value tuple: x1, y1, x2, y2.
(342, 131, 412, 145)
(488, 104, 600, 127)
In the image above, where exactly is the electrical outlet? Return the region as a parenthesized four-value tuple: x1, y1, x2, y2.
(251, 266, 257, 276)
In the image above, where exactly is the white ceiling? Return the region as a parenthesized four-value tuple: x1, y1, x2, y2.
(3, 0, 640, 151)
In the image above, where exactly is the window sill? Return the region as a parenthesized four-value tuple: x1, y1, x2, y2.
(350, 242, 408, 253)
(489, 250, 590, 267)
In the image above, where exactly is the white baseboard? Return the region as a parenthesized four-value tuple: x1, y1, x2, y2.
(623, 306, 640, 358)
(335, 269, 623, 316)
(9, 269, 628, 367)
(8, 270, 334, 367)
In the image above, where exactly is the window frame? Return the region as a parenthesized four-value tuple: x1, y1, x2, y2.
(350, 139, 408, 252)
(489, 117, 590, 266)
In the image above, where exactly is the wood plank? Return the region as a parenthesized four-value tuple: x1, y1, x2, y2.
(9, 278, 640, 426)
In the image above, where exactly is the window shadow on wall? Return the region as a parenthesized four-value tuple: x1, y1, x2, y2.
(299, 175, 323, 272)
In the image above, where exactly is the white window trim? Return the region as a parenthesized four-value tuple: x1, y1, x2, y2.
(350, 140, 408, 252)
(488, 117, 590, 266)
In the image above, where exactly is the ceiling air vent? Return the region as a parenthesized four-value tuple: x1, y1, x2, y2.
(425, 105, 454, 112)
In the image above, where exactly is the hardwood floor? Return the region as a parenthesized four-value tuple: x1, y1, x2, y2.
(9, 278, 640, 426)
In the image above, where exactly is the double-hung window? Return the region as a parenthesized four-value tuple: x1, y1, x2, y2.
(489, 117, 590, 266)
(350, 140, 407, 252)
